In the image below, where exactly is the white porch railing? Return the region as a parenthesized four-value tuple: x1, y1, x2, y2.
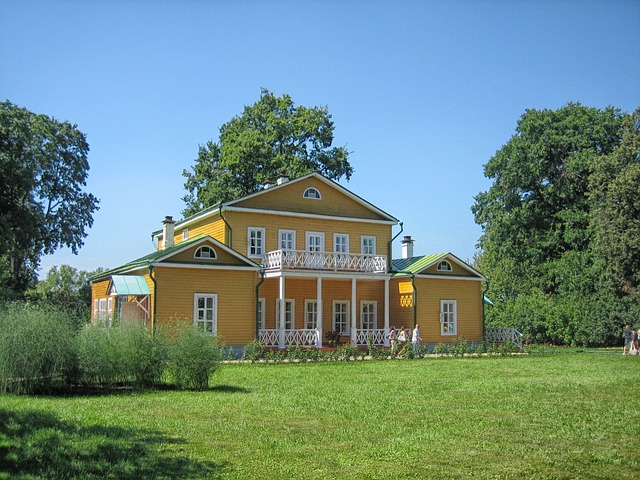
(355, 329, 386, 346)
(263, 250, 387, 273)
(259, 329, 320, 347)
(485, 328, 524, 349)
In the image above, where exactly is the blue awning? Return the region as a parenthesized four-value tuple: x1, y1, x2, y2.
(483, 295, 494, 305)
(109, 275, 150, 295)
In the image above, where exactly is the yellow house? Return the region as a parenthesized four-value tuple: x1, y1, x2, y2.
(91, 172, 486, 350)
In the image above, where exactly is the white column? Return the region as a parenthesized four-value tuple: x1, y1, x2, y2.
(350, 278, 357, 344)
(279, 275, 286, 349)
(316, 276, 323, 347)
(384, 277, 390, 346)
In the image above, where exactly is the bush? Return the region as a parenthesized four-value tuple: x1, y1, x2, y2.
(0, 302, 77, 394)
(168, 326, 222, 390)
(76, 323, 168, 388)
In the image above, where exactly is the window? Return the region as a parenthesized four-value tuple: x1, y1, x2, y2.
(93, 299, 98, 322)
(257, 298, 265, 330)
(107, 297, 114, 325)
(437, 260, 452, 272)
(248, 227, 265, 258)
(182, 228, 188, 241)
(333, 301, 350, 335)
(279, 229, 296, 250)
(195, 246, 216, 259)
(361, 236, 376, 255)
(440, 300, 457, 335)
(306, 231, 324, 253)
(276, 299, 295, 330)
(97, 298, 110, 326)
(194, 293, 217, 334)
(361, 301, 376, 330)
(303, 187, 321, 199)
(334, 234, 349, 253)
(305, 300, 318, 329)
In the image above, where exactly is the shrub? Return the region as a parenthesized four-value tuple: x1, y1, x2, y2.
(242, 340, 266, 362)
(168, 326, 222, 390)
(76, 323, 168, 388)
(0, 302, 77, 394)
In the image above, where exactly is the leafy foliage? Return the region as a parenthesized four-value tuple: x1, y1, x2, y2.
(0, 101, 99, 296)
(182, 89, 353, 216)
(474, 103, 639, 346)
(167, 326, 222, 390)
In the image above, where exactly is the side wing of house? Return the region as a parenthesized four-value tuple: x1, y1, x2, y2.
(390, 254, 486, 343)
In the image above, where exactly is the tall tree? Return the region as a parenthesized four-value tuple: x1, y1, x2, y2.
(472, 103, 630, 346)
(182, 89, 353, 217)
(0, 101, 99, 296)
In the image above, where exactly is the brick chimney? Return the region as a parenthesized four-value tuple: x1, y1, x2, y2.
(162, 216, 175, 249)
(401, 235, 414, 259)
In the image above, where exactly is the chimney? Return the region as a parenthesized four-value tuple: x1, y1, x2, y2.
(401, 235, 414, 259)
(276, 173, 289, 185)
(162, 216, 175, 249)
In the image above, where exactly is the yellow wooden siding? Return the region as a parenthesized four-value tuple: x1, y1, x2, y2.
(422, 259, 476, 277)
(233, 176, 389, 220)
(259, 277, 386, 333)
(389, 277, 483, 342)
(166, 242, 249, 265)
(158, 217, 227, 251)
(225, 209, 392, 258)
(153, 266, 257, 345)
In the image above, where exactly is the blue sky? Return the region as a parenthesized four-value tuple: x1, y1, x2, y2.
(2, 0, 639, 277)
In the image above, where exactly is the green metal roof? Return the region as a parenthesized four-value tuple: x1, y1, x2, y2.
(92, 234, 209, 280)
(109, 275, 150, 295)
(391, 253, 449, 276)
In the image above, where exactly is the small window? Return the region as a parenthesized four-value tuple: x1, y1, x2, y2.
(258, 298, 266, 330)
(437, 260, 452, 272)
(195, 246, 216, 259)
(361, 236, 376, 255)
(303, 187, 321, 199)
(333, 300, 350, 335)
(248, 227, 265, 258)
(182, 228, 188, 241)
(194, 293, 217, 335)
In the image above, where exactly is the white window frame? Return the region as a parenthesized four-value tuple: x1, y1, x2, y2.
(305, 231, 324, 253)
(333, 300, 350, 335)
(334, 233, 349, 254)
(440, 299, 457, 336)
(360, 301, 377, 330)
(276, 299, 295, 330)
(248, 227, 265, 258)
(93, 299, 99, 322)
(194, 245, 216, 259)
(361, 235, 376, 255)
(303, 187, 321, 199)
(182, 228, 188, 241)
(257, 298, 266, 330)
(437, 260, 453, 272)
(279, 229, 296, 251)
(107, 297, 114, 325)
(305, 300, 318, 329)
(194, 293, 218, 335)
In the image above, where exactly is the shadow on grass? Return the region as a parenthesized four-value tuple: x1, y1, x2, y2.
(0, 408, 225, 479)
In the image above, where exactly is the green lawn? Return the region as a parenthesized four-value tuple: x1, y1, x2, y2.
(1, 354, 639, 479)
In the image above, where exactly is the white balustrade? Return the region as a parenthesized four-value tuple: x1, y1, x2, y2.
(355, 329, 386, 346)
(263, 250, 387, 273)
(259, 329, 319, 348)
(485, 328, 523, 349)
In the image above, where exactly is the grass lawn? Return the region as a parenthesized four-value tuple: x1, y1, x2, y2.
(1, 353, 639, 479)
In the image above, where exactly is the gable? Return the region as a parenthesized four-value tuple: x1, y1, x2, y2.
(164, 238, 252, 266)
(229, 173, 397, 222)
(393, 253, 485, 280)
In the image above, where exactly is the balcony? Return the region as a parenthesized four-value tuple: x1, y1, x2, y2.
(263, 249, 387, 273)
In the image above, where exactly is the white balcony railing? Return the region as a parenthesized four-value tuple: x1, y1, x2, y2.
(263, 250, 387, 273)
(259, 329, 320, 347)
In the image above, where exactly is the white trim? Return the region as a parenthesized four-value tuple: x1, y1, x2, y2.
(303, 187, 321, 199)
(305, 231, 325, 253)
(361, 235, 376, 255)
(332, 300, 350, 336)
(440, 299, 457, 336)
(182, 228, 188, 241)
(149, 262, 259, 271)
(305, 299, 318, 329)
(247, 227, 266, 258)
(257, 298, 266, 330)
(360, 300, 377, 330)
(276, 298, 295, 330)
(333, 233, 350, 254)
(263, 270, 391, 280)
(225, 206, 397, 225)
(194, 245, 217, 259)
(194, 293, 218, 335)
(437, 260, 452, 272)
(279, 229, 296, 250)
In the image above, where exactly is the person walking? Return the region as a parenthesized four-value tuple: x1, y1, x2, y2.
(389, 326, 397, 355)
(412, 324, 422, 352)
(623, 325, 632, 355)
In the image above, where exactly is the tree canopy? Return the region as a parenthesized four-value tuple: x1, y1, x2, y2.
(182, 89, 353, 217)
(0, 101, 99, 297)
(473, 103, 639, 346)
